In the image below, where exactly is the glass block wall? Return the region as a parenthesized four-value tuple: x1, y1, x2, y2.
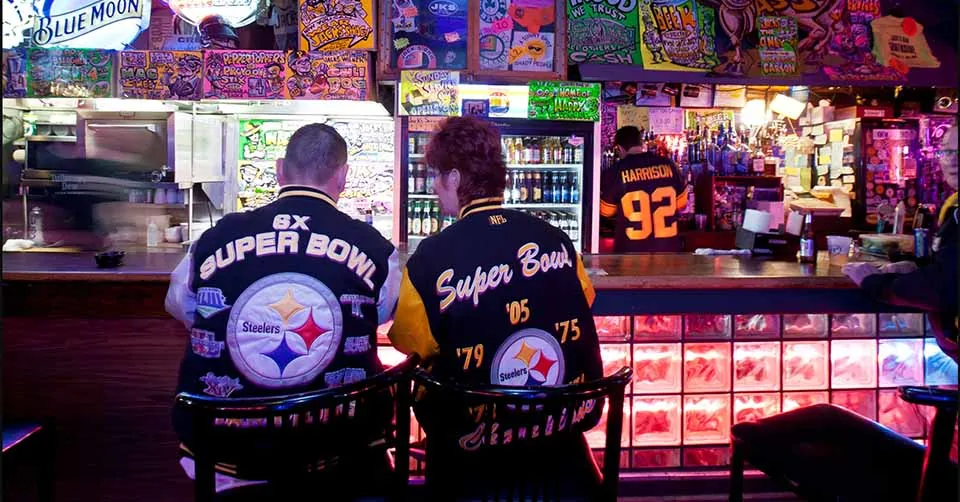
(376, 313, 958, 471)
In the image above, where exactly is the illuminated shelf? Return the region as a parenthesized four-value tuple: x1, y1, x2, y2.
(408, 194, 438, 199)
(409, 153, 425, 160)
(506, 163, 581, 169)
(506, 203, 579, 210)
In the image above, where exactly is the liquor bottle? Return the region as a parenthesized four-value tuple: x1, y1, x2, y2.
(563, 142, 573, 164)
(799, 213, 816, 263)
(646, 130, 655, 153)
(533, 139, 542, 164)
(560, 173, 570, 203)
(553, 138, 563, 165)
(411, 202, 423, 236)
(511, 170, 522, 203)
(532, 171, 543, 203)
(518, 171, 529, 202)
(430, 202, 440, 235)
(543, 171, 553, 203)
(522, 138, 532, 165)
(414, 164, 425, 194)
(542, 139, 553, 164)
(425, 168, 435, 194)
(507, 138, 517, 165)
(408, 164, 416, 194)
(570, 173, 579, 203)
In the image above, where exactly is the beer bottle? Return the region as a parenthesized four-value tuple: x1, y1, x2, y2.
(518, 172, 529, 202)
(573, 143, 584, 164)
(430, 202, 440, 235)
(570, 215, 580, 241)
(414, 164, 425, 194)
(570, 173, 579, 204)
(408, 164, 416, 194)
(412, 202, 423, 235)
(560, 173, 571, 204)
(563, 142, 573, 164)
(553, 138, 563, 165)
(513, 138, 523, 165)
(511, 170, 522, 203)
(407, 201, 413, 234)
(504, 171, 512, 203)
(543, 171, 553, 203)
(552, 171, 562, 203)
(532, 171, 542, 203)
(522, 138, 532, 165)
(799, 213, 816, 263)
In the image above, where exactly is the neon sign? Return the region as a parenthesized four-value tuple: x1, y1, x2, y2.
(166, 0, 259, 28)
(30, 0, 151, 49)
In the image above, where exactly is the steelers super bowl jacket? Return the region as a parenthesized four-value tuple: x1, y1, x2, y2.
(165, 185, 400, 447)
(389, 197, 603, 392)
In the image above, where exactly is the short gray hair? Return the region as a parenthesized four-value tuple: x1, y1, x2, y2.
(282, 123, 348, 184)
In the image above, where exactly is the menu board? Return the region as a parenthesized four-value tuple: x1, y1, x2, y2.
(566, 0, 640, 65)
(637, 0, 717, 72)
(398, 70, 459, 116)
(285, 50, 368, 100)
(757, 16, 798, 76)
(528, 80, 600, 122)
(119, 51, 203, 100)
(479, 0, 557, 72)
(26, 48, 113, 98)
(298, 0, 375, 51)
(2, 49, 27, 98)
(389, 0, 468, 70)
(203, 51, 287, 99)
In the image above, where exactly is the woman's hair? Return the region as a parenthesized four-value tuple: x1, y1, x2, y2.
(425, 117, 507, 206)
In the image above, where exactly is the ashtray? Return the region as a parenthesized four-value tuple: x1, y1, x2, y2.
(95, 251, 125, 268)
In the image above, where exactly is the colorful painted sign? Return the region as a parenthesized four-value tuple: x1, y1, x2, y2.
(870, 16, 939, 69)
(285, 50, 368, 100)
(119, 50, 202, 99)
(298, 0, 375, 51)
(26, 48, 113, 98)
(823, 0, 905, 82)
(758, 15, 798, 76)
(479, 0, 557, 72)
(203, 50, 287, 99)
(2, 48, 26, 97)
(398, 70, 459, 116)
(566, 0, 640, 65)
(684, 109, 734, 131)
(528, 80, 600, 122)
(31, 0, 151, 50)
(638, 0, 716, 72)
(390, 0, 468, 70)
(166, 0, 258, 28)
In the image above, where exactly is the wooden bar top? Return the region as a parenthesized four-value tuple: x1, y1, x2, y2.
(2, 251, 864, 290)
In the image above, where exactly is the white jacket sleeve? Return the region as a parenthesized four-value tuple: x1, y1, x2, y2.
(376, 249, 401, 325)
(165, 249, 197, 330)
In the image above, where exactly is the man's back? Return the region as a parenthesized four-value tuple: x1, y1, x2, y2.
(600, 152, 687, 253)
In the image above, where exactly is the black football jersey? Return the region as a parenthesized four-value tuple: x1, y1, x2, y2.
(600, 153, 688, 253)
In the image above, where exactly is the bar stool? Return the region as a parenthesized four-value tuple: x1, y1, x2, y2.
(412, 367, 633, 502)
(175, 355, 418, 502)
(2, 419, 55, 502)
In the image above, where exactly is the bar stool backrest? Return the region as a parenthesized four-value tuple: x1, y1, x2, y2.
(174, 354, 419, 502)
(413, 367, 633, 502)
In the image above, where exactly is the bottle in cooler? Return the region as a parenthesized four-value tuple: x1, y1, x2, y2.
(542, 139, 553, 164)
(570, 173, 579, 203)
(560, 173, 571, 203)
(414, 165, 425, 194)
(425, 168, 435, 194)
(511, 170, 522, 203)
(521, 138, 532, 165)
(570, 215, 580, 242)
(518, 171, 528, 202)
(543, 171, 553, 203)
(423, 202, 434, 235)
(563, 141, 573, 164)
(560, 212, 572, 237)
(411, 202, 422, 236)
(553, 138, 563, 165)
(430, 202, 440, 235)
(552, 171, 562, 203)
(532, 171, 542, 203)
(407, 201, 413, 234)
(407, 164, 416, 194)
(504, 171, 512, 203)
(573, 141, 584, 163)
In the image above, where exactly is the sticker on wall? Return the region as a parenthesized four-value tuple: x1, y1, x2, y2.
(638, 0, 716, 72)
(757, 15, 798, 76)
(118, 50, 202, 100)
(298, 0, 374, 51)
(26, 48, 113, 98)
(285, 50, 368, 101)
(398, 70, 459, 116)
(30, 0, 151, 50)
(528, 80, 600, 122)
(390, 0, 468, 70)
(566, 0, 640, 65)
(480, 0, 557, 73)
(822, 0, 905, 82)
(2, 48, 26, 97)
(203, 50, 287, 99)
(870, 16, 940, 70)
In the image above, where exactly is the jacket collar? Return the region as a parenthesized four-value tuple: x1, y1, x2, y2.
(278, 185, 336, 207)
(459, 197, 503, 219)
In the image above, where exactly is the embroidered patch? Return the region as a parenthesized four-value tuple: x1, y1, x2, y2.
(196, 287, 232, 319)
(226, 273, 344, 389)
(343, 336, 371, 355)
(324, 368, 367, 387)
(199, 372, 244, 398)
(191, 329, 225, 358)
(324, 369, 345, 387)
(339, 294, 375, 319)
(489, 328, 565, 387)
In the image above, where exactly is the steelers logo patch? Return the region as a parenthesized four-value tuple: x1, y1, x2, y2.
(226, 273, 343, 389)
(490, 328, 565, 387)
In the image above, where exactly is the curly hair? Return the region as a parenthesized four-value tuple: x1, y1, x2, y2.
(425, 117, 507, 206)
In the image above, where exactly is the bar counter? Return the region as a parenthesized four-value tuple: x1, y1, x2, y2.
(3, 251, 952, 501)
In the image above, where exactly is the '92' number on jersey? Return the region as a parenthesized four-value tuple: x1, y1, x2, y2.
(620, 187, 678, 240)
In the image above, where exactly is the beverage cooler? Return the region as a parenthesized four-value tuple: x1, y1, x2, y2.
(396, 117, 598, 252)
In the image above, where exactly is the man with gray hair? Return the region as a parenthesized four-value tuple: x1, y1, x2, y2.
(165, 123, 401, 494)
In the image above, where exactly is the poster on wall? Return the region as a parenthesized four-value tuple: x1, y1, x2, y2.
(648, 107, 683, 135)
(390, 0, 468, 70)
(637, 0, 717, 72)
(566, 0, 640, 65)
(870, 16, 940, 70)
(398, 70, 459, 116)
(757, 15, 798, 76)
(528, 80, 600, 122)
(298, 0, 375, 51)
(635, 83, 672, 107)
(26, 48, 113, 98)
(203, 50, 287, 99)
(2, 48, 26, 98)
(285, 50, 368, 100)
(118, 50, 202, 100)
(713, 85, 746, 108)
(679, 84, 713, 108)
(822, 0, 905, 82)
(684, 109, 735, 131)
(479, 0, 557, 73)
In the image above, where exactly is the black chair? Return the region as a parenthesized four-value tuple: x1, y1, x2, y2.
(175, 355, 418, 502)
(2, 419, 55, 502)
(729, 389, 958, 502)
(412, 367, 633, 502)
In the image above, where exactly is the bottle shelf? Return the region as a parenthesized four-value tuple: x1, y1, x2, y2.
(506, 163, 581, 169)
(409, 194, 438, 199)
(409, 153, 425, 160)
(506, 203, 579, 210)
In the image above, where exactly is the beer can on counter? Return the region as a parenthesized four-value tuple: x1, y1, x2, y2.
(914, 228, 929, 258)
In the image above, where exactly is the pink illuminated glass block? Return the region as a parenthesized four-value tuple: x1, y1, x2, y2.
(685, 315, 731, 339)
(735, 315, 780, 338)
(409, 409, 421, 443)
(586, 399, 631, 448)
(782, 391, 829, 412)
(633, 396, 682, 446)
(683, 395, 731, 445)
(831, 339, 878, 389)
(879, 339, 924, 387)
(633, 315, 682, 340)
(377, 321, 392, 344)
(595, 316, 630, 341)
(633, 448, 681, 468)
(378, 346, 406, 368)
(591, 450, 631, 469)
(783, 314, 828, 338)
(633, 344, 682, 394)
(734, 342, 781, 391)
(683, 447, 730, 467)
(924, 338, 959, 386)
(684, 343, 732, 393)
(879, 314, 924, 337)
(832, 314, 877, 337)
(783, 341, 829, 390)
(601, 344, 631, 378)
(879, 389, 927, 437)
(832, 390, 877, 420)
(734, 393, 781, 424)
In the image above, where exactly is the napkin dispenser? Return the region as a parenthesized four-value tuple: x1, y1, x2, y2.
(735, 227, 799, 257)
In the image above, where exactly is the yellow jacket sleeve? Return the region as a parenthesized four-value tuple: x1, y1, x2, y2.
(387, 268, 441, 360)
(575, 254, 596, 308)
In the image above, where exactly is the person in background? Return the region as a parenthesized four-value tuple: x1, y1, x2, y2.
(165, 123, 401, 495)
(388, 116, 604, 496)
(600, 126, 688, 253)
(844, 125, 958, 363)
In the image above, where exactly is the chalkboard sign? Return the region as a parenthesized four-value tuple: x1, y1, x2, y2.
(527, 80, 600, 122)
